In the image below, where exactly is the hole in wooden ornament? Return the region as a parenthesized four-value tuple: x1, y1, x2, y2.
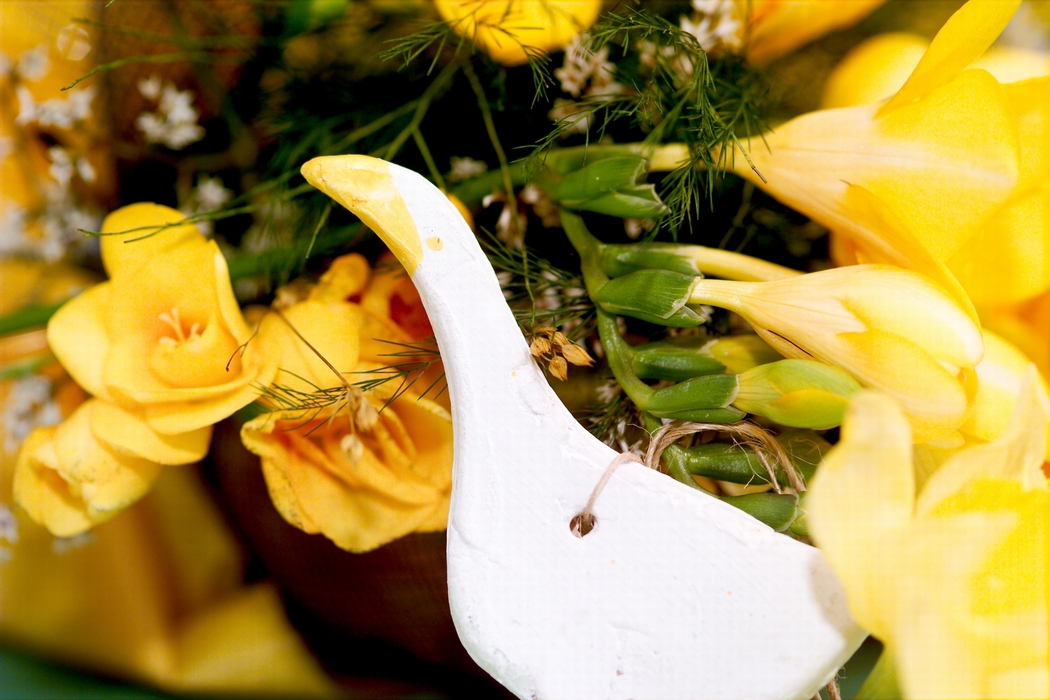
(570, 513, 597, 538)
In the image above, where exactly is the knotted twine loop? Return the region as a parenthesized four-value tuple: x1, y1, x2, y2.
(571, 420, 804, 538)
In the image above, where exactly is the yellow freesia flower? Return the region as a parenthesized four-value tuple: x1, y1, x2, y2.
(728, 0, 1031, 313)
(962, 329, 1050, 461)
(743, 0, 886, 65)
(242, 254, 453, 553)
(981, 289, 1050, 378)
(13, 398, 211, 536)
(808, 373, 1049, 698)
(820, 23, 1050, 309)
(434, 0, 601, 66)
(47, 203, 278, 434)
(688, 264, 984, 442)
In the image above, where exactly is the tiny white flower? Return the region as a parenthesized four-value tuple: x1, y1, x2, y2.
(0, 504, 18, 545)
(76, 156, 97, 184)
(448, 156, 488, 182)
(17, 45, 50, 82)
(53, 532, 95, 554)
(194, 176, 232, 209)
(3, 376, 60, 453)
(138, 75, 162, 101)
(66, 87, 96, 122)
(15, 85, 38, 126)
(48, 146, 75, 187)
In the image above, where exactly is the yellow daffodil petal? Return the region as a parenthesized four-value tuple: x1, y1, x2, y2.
(744, 0, 886, 66)
(51, 402, 163, 520)
(807, 390, 914, 638)
(879, 0, 1021, 115)
(47, 283, 113, 400)
(434, 0, 600, 66)
(1004, 77, 1050, 193)
(838, 267, 984, 368)
(891, 506, 1041, 699)
(836, 185, 978, 320)
(90, 400, 213, 465)
(100, 203, 202, 279)
(173, 584, 340, 697)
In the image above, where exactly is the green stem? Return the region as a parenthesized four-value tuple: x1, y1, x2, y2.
(382, 59, 459, 162)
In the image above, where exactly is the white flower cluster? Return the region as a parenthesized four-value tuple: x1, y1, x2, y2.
(0, 504, 16, 564)
(180, 175, 233, 236)
(447, 156, 488, 183)
(550, 35, 625, 134)
(2, 376, 61, 454)
(680, 0, 743, 53)
(135, 76, 206, 150)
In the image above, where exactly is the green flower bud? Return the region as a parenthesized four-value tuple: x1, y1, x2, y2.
(552, 156, 646, 203)
(551, 156, 670, 219)
(643, 373, 743, 421)
(630, 338, 726, 381)
(595, 269, 705, 327)
(705, 335, 782, 374)
(601, 245, 700, 278)
(720, 492, 800, 533)
(734, 359, 862, 429)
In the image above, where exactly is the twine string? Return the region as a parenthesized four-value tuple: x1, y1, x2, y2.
(571, 420, 804, 538)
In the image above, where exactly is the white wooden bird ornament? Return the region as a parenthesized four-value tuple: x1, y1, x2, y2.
(301, 155, 866, 700)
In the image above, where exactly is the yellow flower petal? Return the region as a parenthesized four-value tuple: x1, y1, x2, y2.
(100, 203, 202, 280)
(822, 33, 930, 109)
(434, 0, 600, 66)
(90, 400, 212, 465)
(919, 367, 1050, 514)
(807, 390, 914, 638)
(739, 69, 1019, 264)
(242, 394, 453, 552)
(744, 0, 886, 66)
(948, 185, 1050, 305)
(879, 0, 1021, 115)
(12, 427, 94, 537)
(47, 283, 113, 400)
(13, 403, 163, 536)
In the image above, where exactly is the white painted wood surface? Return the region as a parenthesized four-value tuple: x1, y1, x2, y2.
(302, 155, 866, 700)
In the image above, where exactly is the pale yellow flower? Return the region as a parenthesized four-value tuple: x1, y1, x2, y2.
(242, 254, 453, 552)
(434, 0, 601, 66)
(688, 264, 984, 442)
(47, 203, 278, 434)
(808, 373, 1049, 699)
(728, 0, 1030, 314)
(821, 23, 1050, 309)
